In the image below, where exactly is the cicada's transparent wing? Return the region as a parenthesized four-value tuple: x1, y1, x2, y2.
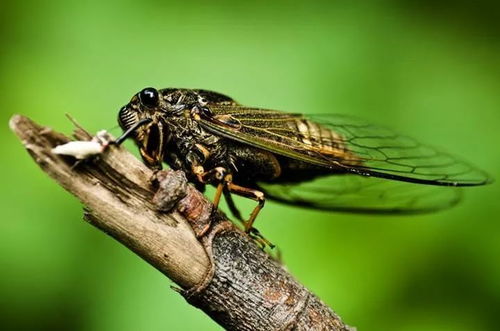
(200, 107, 491, 187)
(307, 114, 491, 186)
(258, 175, 462, 214)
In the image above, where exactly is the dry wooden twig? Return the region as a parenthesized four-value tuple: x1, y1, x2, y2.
(9, 114, 354, 331)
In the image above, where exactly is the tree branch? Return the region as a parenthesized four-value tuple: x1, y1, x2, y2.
(9, 115, 355, 331)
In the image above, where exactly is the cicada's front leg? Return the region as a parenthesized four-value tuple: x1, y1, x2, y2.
(139, 147, 163, 170)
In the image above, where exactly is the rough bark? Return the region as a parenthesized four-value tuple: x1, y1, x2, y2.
(9, 114, 355, 331)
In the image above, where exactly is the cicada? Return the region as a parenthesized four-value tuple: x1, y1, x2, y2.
(116, 87, 491, 232)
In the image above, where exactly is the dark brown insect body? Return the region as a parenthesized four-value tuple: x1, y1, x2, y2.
(120, 89, 335, 184)
(117, 87, 491, 230)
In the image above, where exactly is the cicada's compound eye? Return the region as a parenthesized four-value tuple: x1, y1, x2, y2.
(138, 87, 159, 108)
(118, 105, 139, 131)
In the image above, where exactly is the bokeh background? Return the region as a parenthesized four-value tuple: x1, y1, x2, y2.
(1, 1, 499, 330)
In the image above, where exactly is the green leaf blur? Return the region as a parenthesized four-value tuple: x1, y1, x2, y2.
(1, 1, 499, 330)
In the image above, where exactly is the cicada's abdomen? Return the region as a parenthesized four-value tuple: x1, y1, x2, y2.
(289, 118, 361, 166)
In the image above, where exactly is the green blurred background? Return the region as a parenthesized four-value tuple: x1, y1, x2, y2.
(1, 1, 499, 330)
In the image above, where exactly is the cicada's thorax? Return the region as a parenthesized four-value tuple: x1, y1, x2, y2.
(159, 114, 222, 173)
(158, 113, 283, 185)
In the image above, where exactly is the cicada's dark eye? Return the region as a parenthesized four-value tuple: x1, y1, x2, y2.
(118, 105, 138, 131)
(139, 87, 159, 108)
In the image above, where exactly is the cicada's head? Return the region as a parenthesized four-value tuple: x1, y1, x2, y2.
(117, 87, 168, 168)
(118, 87, 162, 133)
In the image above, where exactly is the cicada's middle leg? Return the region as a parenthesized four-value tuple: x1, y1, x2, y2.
(223, 189, 244, 222)
(225, 182, 273, 249)
(223, 181, 265, 232)
(194, 166, 273, 248)
(194, 166, 228, 208)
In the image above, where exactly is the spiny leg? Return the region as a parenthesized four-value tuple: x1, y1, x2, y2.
(193, 165, 273, 248)
(225, 182, 274, 249)
(192, 165, 235, 213)
(194, 166, 228, 209)
(221, 181, 270, 248)
(226, 182, 265, 232)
